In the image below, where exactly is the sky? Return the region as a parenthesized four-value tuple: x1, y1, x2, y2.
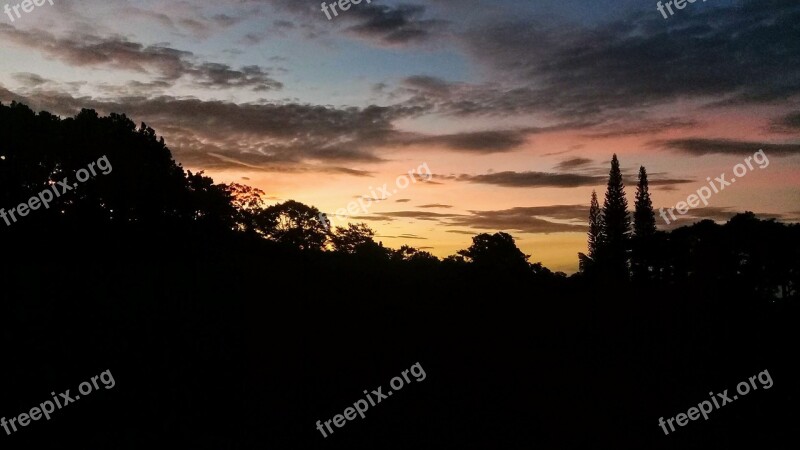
(1, 0, 798, 272)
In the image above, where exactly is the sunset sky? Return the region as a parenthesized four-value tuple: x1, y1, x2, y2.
(1, 0, 798, 272)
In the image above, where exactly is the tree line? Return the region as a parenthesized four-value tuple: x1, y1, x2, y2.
(1, 100, 797, 299)
(578, 153, 798, 300)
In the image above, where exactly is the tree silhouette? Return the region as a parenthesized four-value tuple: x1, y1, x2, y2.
(330, 223, 384, 255)
(184, 171, 238, 232)
(226, 183, 267, 235)
(601, 154, 631, 281)
(633, 166, 656, 238)
(458, 232, 531, 275)
(580, 190, 605, 274)
(391, 245, 438, 264)
(260, 200, 328, 250)
(632, 166, 657, 282)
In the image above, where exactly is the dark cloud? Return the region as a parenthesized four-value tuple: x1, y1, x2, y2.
(376, 233, 428, 240)
(342, 203, 606, 235)
(417, 204, 453, 209)
(439, 167, 693, 190)
(654, 138, 800, 156)
(554, 157, 593, 171)
(118, 7, 245, 37)
(120, 8, 177, 30)
(262, 0, 448, 46)
(212, 14, 245, 28)
(398, 233, 426, 239)
(541, 149, 576, 157)
(0, 84, 419, 172)
(178, 18, 213, 37)
(2, 80, 574, 174)
(273, 20, 296, 29)
(357, 195, 386, 202)
(413, 130, 530, 153)
(583, 117, 699, 138)
(356, 205, 587, 234)
(11, 73, 50, 87)
(344, 3, 449, 45)
(370, 211, 460, 220)
(190, 63, 282, 91)
(395, 198, 411, 203)
(402, 76, 452, 97)
(449, 206, 588, 234)
(394, 0, 800, 119)
(644, 175, 695, 188)
(450, 171, 604, 188)
(770, 111, 800, 133)
(0, 25, 282, 91)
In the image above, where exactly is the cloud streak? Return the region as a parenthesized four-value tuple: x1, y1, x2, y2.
(0, 25, 282, 91)
(655, 138, 800, 156)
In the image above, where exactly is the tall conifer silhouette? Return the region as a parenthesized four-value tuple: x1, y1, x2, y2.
(579, 190, 606, 275)
(632, 166, 656, 281)
(588, 190, 604, 260)
(602, 154, 631, 280)
(633, 166, 656, 238)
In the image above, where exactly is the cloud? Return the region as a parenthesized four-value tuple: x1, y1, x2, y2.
(0, 25, 282, 91)
(369, 211, 461, 221)
(0, 84, 423, 173)
(190, 63, 282, 91)
(11, 73, 50, 87)
(582, 117, 699, 138)
(344, 3, 449, 45)
(212, 14, 245, 28)
(449, 171, 604, 188)
(391, 0, 800, 119)
(377, 233, 428, 240)
(402, 75, 453, 97)
(417, 204, 453, 209)
(449, 206, 589, 234)
(644, 174, 695, 187)
(412, 129, 531, 153)
(554, 157, 593, 171)
(770, 111, 800, 133)
(446, 230, 477, 235)
(654, 138, 800, 156)
(118, 7, 246, 37)
(353, 205, 589, 234)
(262, 0, 448, 46)
(437, 166, 694, 190)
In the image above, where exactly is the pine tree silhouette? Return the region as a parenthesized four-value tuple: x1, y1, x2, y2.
(632, 166, 656, 282)
(633, 166, 656, 238)
(588, 190, 605, 259)
(579, 190, 606, 275)
(601, 154, 631, 281)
